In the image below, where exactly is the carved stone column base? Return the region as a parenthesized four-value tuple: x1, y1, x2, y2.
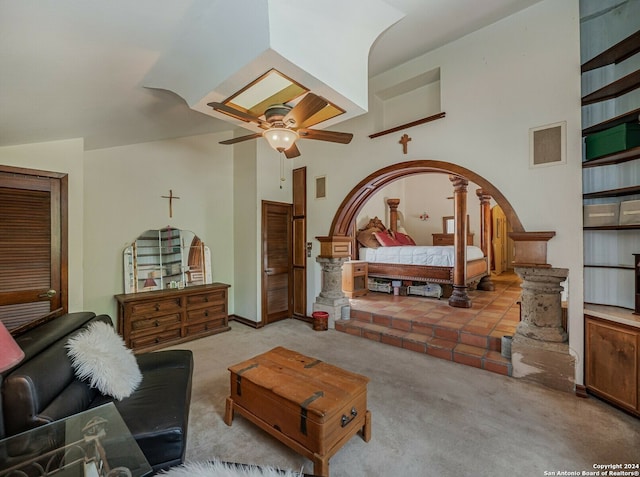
(514, 266, 568, 343)
(314, 256, 350, 329)
(511, 334, 576, 393)
(448, 286, 471, 308)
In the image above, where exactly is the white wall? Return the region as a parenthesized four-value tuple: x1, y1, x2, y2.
(83, 133, 234, 320)
(299, 0, 584, 382)
(0, 138, 85, 312)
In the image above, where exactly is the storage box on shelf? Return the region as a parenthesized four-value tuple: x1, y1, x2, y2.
(585, 122, 640, 161)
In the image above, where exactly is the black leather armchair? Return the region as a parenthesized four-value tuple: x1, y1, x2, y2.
(0, 312, 193, 471)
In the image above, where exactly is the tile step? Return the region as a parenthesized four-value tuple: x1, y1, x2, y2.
(335, 319, 512, 377)
(345, 309, 509, 352)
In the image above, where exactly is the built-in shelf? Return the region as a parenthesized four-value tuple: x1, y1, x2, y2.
(584, 264, 634, 270)
(581, 30, 640, 73)
(582, 145, 640, 168)
(582, 69, 640, 106)
(584, 224, 640, 231)
(583, 185, 640, 199)
(583, 107, 640, 136)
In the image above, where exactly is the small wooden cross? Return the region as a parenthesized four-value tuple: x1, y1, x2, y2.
(161, 189, 180, 218)
(399, 134, 412, 154)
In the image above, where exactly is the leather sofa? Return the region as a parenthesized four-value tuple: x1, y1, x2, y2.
(0, 311, 193, 471)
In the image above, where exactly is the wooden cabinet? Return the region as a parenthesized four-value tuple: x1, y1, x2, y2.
(432, 233, 474, 246)
(342, 261, 368, 298)
(115, 283, 230, 353)
(585, 315, 639, 416)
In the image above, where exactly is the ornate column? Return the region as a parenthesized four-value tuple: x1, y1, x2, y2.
(448, 175, 471, 308)
(511, 266, 575, 392)
(476, 188, 494, 291)
(515, 267, 568, 342)
(314, 236, 351, 329)
(386, 198, 400, 231)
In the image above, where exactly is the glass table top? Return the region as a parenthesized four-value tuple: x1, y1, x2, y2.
(0, 402, 152, 477)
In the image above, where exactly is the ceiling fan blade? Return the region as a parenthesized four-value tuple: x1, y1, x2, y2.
(298, 128, 353, 144)
(219, 133, 262, 145)
(208, 102, 269, 128)
(282, 93, 328, 128)
(284, 143, 301, 159)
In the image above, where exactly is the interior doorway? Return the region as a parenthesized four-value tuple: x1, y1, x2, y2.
(491, 205, 509, 274)
(261, 200, 293, 325)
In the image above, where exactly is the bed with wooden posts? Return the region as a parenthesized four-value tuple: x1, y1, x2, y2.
(355, 195, 491, 300)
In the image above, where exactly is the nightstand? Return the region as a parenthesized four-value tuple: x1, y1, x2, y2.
(342, 261, 368, 298)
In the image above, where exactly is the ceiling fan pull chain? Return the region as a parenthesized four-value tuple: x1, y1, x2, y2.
(280, 155, 285, 189)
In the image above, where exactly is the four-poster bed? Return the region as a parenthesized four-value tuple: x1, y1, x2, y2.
(352, 178, 493, 301)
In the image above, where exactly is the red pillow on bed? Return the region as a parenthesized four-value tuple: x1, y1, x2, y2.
(394, 231, 416, 246)
(374, 231, 401, 246)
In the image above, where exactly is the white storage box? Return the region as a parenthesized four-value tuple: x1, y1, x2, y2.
(408, 284, 443, 299)
(619, 199, 640, 225)
(583, 203, 619, 227)
(368, 278, 391, 293)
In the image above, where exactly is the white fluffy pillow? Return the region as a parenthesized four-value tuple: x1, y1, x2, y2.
(159, 460, 304, 477)
(66, 321, 142, 400)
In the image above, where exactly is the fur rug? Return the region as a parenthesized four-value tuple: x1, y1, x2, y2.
(158, 461, 304, 477)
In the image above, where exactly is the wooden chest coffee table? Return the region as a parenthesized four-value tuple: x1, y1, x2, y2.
(225, 346, 371, 477)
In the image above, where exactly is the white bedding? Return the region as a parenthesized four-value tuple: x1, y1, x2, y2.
(360, 245, 485, 267)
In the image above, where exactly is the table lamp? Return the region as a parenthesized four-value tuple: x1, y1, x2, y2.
(0, 321, 24, 372)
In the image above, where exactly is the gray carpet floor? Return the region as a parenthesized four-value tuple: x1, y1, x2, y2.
(168, 319, 640, 476)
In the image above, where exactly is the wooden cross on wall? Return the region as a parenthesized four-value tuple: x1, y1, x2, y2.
(399, 134, 412, 154)
(161, 189, 180, 218)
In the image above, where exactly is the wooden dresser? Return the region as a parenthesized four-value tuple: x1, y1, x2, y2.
(115, 282, 230, 353)
(432, 233, 474, 246)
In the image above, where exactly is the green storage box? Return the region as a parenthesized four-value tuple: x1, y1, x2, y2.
(585, 122, 640, 161)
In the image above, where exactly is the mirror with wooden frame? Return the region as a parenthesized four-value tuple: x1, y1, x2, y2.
(123, 226, 212, 293)
(443, 215, 470, 234)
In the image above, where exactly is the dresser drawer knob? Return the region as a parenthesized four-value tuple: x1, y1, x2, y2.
(154, 320, 160, 327)
(155, 304, 160, 311)
(155, 337, 160, 343)
(204, 310, 209, 317)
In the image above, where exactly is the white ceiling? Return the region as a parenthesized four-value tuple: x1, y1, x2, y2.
(0, 0, 542, 150)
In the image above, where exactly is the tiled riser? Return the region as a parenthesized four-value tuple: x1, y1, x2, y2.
(335, 273, 521, 377)
(335, 319, 513, 377)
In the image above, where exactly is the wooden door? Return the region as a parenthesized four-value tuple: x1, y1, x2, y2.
(0, 167, 68, 331)
(262, 201, 293, 325)
(491, 205, 508, 275)
(292, 167, 307, 319)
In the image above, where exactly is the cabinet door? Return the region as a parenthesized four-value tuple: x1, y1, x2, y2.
(586, 317, 639, 412)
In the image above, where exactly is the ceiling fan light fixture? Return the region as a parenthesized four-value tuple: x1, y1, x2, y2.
(263, 127, 299, 152)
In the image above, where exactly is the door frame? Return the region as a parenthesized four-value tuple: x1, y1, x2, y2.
(261, 200, 293, 325)
(0, 165, 68, 325)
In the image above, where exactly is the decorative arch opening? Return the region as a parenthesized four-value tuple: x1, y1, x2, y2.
(328, 160, 524, 238)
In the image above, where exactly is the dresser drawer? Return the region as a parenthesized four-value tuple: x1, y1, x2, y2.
(352, 263, 367, 275)
(187, 303, 226, 323)
(130, 328, 182, 349)
(130, 312, 181, 333)
(187, 290, 226, 308)
(185, 317, 226, 335)
(130, 297, 182, 316)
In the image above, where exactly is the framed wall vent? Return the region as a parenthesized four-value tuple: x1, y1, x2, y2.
(315, 175, 326, 199)
(529, 121, 566, 168)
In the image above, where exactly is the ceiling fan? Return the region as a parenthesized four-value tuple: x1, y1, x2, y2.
(207, 93, 353, 158)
